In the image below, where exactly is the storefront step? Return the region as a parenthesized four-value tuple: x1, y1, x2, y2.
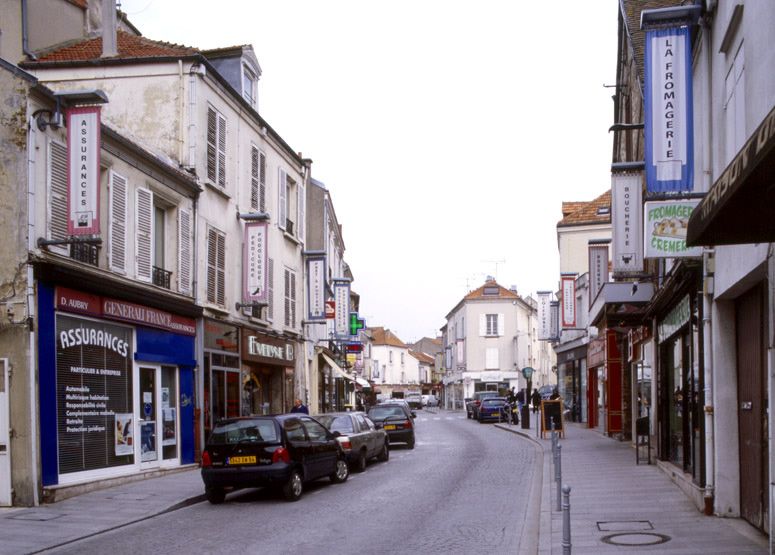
(42, 464, 198, 504)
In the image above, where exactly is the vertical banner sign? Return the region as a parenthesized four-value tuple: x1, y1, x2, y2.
(243, 222, 267, 303)
(306, 256, 326, 320)
(66, 106, 101, 234)
(550, 301, 560, 340)
(588, 244, 609, 305)
(644, 199, 702, 258)
(333, 280, 350, 337)
(537, 291, 553, 340)
(645, 26, 694, 193)
(561, 274, 576, 328)
(612, 173, 643, 273)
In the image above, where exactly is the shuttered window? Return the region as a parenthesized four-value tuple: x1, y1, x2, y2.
(206, 227, 226, 306)
(485, 348, 499, 370)
(250, 145, 259, 210)
(298, 181, 305, 243)
(278, 168, 287, 230)
(284, 268, 296, 328)
(135, 188, 153, 282)
(48, 140, 69, 254)
(178, 208, 192, 294)
(259, 150, 266, 213)
(108, 170, 128, 272)
(267, 257, 274, 321)
(207, 106, 226, 188)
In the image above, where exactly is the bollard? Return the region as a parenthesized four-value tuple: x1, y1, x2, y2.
(556, 444, 562, 511)
(562, 484, 572, 554)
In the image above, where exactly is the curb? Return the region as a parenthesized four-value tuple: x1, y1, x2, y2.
(495, 423, 545, 554)
(29, 493, 206, 554)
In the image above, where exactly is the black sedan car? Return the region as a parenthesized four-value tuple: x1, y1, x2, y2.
(316, 412, 389, 471)
(201, 414, 349, 503)
(367, 403, 416, 449)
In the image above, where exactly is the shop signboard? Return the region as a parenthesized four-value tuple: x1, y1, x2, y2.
(66, 106, 101, 234)
(645, 26, 694, 193)
(612, 173, 643, 273)
(241, 329, 295, 366)
(658, 294, 691, 341)
(588, 243, 609, 305)
(537, 291, 553, 340)
(333, 279, 351, 337)
(243, 222, 267, 303)
(306, 256, 326, 320)
(560, 274, 577, 328)
(56, 315, 133, 474)
(644, 200, 702, 258)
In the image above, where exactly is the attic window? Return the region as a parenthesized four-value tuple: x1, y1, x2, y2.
(483, 286, 499, 296)
(243, 65, 257, 107)
(597, 206, 611, 215)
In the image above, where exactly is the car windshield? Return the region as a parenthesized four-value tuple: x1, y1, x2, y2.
(368, 406, 406, 419)
(209, 419, 278, 444)
(317, 415, 354, 433)
(482, 399, 505, 406)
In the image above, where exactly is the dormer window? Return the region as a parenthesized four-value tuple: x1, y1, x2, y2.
(243, 65, 257, 107)
(483, 286, 499, 296)
(597, 206, 611, 215)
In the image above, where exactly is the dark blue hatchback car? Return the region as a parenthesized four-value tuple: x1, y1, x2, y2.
(201, 414, 349, 503)
(477, 397, 509, 423)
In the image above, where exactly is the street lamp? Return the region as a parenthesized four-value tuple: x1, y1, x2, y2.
(521, 366, 534, 430)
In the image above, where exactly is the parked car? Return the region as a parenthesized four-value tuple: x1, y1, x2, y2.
(422, 394, 439, 407)
(367, 403, 416, 449)
(200, 414, 349, 503)
(477, 397, 509, 423)
(316, 412, 389, 471)
(380, 398, 415, 416)
(466, 391, 500, 419)
(405, 393, 423, 410)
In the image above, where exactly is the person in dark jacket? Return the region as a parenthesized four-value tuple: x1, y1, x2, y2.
(290, 399, 309, 414)
(531, 388, 542, 413)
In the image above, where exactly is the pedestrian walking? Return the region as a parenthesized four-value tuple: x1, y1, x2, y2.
(531, 388, 541, 414)
(290, 398, 309, 414)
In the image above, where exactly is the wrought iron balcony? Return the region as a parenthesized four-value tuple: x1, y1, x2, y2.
(152, 266, 172, 289)
(70, 242, 99, 266)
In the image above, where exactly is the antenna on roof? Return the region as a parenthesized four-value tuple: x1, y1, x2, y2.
(482, 259, 506, 282)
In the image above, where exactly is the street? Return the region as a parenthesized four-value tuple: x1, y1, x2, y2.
(44, 411, 538, 555)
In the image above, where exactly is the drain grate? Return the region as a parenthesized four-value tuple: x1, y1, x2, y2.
(601, 532, 671, 546)
(597, 520, 653, 532)
(7, 510, 64, 521)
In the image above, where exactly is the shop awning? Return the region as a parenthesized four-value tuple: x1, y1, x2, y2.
(355, 377, 371, 389)
(686, 104, 775, 246)
(321, 352, 354, 382)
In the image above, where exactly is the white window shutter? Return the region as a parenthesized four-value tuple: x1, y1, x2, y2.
(108, 170, 127, 272)
(498, 313, 505, 336)
(278, 169, 287, 230)
(298, 182, 305, 242)
(178, 208, 192, 294)
(486, 348, 499, 370)
(479, 314, 486, 336)
(290, 270, 297, 327)
(135, 188, 153, 282)
(216, 231, 225, 305)
(283, 268, 290, 326)
(48, 140, 69, 254)
(217, 113, 226, 188)
(207, 107, 217, 183)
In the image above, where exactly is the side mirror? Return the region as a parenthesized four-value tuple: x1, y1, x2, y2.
(332, 430, 341, 438)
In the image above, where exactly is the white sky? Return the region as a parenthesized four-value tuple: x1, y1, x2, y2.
(121, 0, 619, 343)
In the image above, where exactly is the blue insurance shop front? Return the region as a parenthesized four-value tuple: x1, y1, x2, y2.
(37, 283, 196, 489)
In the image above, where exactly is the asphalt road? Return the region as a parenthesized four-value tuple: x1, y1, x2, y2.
(49, 410, 538, 555)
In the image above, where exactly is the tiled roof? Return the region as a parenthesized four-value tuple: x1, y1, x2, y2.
(67, 0, 87, 8)
(409, 350, 434, 364)
(557, 190, 612, 227)
(368, 327, 406, 348)
(33, 30, 198, 63)
(621, 0, 685, 86)
(464, 280, 520, 302)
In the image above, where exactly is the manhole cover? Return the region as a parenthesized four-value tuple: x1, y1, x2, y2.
(7, 510, 64, 521)
(601, 532, 671, 546)
(597, 520, 653, 531)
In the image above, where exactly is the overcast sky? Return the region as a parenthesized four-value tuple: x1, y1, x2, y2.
(121, 0, 618, 343)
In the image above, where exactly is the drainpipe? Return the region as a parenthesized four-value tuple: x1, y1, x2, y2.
(21, 0, 37, 60)
(26, 111, 39, 505)
(700, 10, 715, 517)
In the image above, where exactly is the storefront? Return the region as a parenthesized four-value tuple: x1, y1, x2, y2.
(656, 293, 703, 485)
(556, 344, 587, 423)
(39, 284, 196, 488)
(241, 329, 295, 416)
(202, 320, 241, 438)
(586, 329, 623, 436)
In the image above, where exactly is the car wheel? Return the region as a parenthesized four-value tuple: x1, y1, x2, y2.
(330, 458, 349, 483)
(205, 487, 225, 505)
(407, 437, 415, 450)
(282, 470, 303, 502)
(354, 450, 367, 473)
(377, 441, 389, 462)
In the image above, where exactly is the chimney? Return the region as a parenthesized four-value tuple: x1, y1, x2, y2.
(101, 0, 117, 58)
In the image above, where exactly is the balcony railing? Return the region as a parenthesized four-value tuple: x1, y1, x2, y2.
(152, 266, 172, 289)
(70, 243, 99, 266)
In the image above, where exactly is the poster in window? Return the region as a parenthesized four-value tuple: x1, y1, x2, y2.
(162, 407, 176, 446)
(141, 421, 157, 462)
(114, 413, 133, 456)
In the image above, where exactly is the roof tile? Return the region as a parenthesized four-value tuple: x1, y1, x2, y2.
(35, 30, 198, 63)
(557, 190, 611, 226)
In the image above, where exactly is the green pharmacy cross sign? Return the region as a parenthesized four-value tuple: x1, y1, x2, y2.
(349, 312, 365, 336)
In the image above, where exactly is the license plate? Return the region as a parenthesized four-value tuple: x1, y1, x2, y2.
(227, 456, 256, 465)
(384, 424, 397, 430)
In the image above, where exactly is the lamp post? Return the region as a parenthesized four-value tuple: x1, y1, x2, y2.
(521, 366, 534, 429)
